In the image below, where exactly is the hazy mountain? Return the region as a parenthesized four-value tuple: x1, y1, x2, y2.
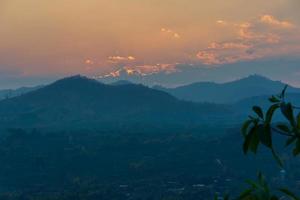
(155, 75, 300, 104)
(0, 85, 43, 100)
(110, 80, 134, 86)
(0, 75, 233, 130)
(96, 59, 300, 88)
(234, 93, 300, 113)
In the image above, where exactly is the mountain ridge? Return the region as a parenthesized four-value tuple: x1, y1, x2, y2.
(0, 85, 44, 100)
(154, 75, 300, 104)
(0, 75, 232, 130)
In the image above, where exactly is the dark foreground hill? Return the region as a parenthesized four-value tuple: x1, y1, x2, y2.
(155, 75, 300, 104)
(0, 75, 233, 130)
(0, 128, 298, 200)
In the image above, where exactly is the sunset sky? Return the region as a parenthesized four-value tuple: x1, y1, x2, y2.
(0, 0, 300, 88)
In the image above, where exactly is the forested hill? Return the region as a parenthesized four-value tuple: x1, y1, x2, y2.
(0, 75, 233, 130)
(154, 75, 300, 103)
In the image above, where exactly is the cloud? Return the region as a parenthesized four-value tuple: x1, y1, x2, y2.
(260, 15, 294, 28)
(161, 28, 181, 39)
(216, 20, 228, 26)
(197, 14, 299, 65)
(108, 56, 136, 63)
(197, 43, 256, 65)
(85, 59, 94, 65)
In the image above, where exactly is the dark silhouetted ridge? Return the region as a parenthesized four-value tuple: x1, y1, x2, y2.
(0, 76, 231, 130)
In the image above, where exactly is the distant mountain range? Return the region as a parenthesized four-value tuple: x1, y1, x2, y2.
(154, 75, 300, 104)
(3, 75, 298, 105)
(0, 85, 43, 100)
(0, 76, 232, 130)
(0, 75, 298, 130)
(96, 59, 300, 88)
(110, 80, 133, 86)
(234, 93, 300, 113)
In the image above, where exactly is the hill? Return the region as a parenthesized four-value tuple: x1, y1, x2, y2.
(0, 75, 233, 130)
(155, 75, 300, 104)
(234, 92, 300, 113)
(110, 80, 134, 86)
(0, 85, 43, 100)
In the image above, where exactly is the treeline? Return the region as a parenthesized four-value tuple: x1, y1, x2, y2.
(0, 128, 299, 200)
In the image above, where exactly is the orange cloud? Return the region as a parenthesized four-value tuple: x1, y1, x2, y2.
(108, 56, 136, 62)
(208, 42, 250, 50)
(161, 28, 181, 39)
(197, 15, 299, 65)
(216, 20, 228, 26)
(260, 15, 294, 28)
(197, 46, 258, 65)
(85, 59, 94, 65)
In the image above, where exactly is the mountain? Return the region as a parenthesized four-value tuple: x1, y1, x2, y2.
(0, 75, 233, 130)
(96, 59, 300, 88)
(110, 80, 134, 86)
(234, 93, 300, 113)
(155, 75, 300, 104)
(0, 85, 43, 100)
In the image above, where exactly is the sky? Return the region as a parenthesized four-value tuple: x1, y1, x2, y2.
(0, 0, 300, 88)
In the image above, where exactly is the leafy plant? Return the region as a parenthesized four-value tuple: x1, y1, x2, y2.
(238, 172, 278, 200)
(242, 85, 300, 165)
(217, 86, 300, 200)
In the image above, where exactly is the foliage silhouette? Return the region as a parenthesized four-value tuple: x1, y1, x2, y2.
(219, 86, 300, 200)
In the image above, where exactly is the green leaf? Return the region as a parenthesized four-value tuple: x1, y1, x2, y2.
(272, 148, 283, 168)
(243, 133, 251, 154)
(265, 104, 279, 124)
(243, 126, 253, 154)
(297, 113, 300, 129)
(243, 126, 260, 154)
(214, 193, 218, 200)
(241, 119, 253, 137)
(293, 139, 300, 156)
(281, 103, 296, 127)
(250, 129, 260, 154)
(276, 124, 290, 133)
(258, 124, 272, 148)
(269, 95, 280, 103)
(253, 106, 264, 119)
(245, 179, 260, 189)
(280, 85, 288, 99)
(238, 189, 253, 199)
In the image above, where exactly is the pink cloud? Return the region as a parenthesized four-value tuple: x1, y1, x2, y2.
(197, 14, 299, 65)
(260, 15, 294, 28)
(161, 28, 181, 39)
(108, 56, 136, 63)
